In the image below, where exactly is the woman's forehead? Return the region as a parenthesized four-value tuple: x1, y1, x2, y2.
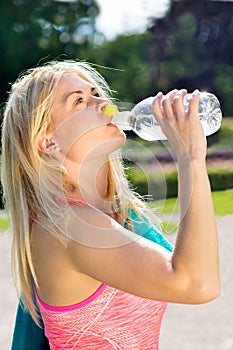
(54, 73, 94, 101)
(59, 73, 93, 89)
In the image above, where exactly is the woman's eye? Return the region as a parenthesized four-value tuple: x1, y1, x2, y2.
(93, 91, 100, 97)
(75, 97, 83, 105)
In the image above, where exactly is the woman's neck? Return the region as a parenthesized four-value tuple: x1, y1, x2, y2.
(64, 154, 110, 211)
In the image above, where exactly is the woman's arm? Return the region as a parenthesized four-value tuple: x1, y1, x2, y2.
(65, 89, 220, 304)
(152, 89, 220, 299)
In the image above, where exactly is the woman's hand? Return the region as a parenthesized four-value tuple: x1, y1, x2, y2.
(152, 89, 207, 162)
(151, 89, 220, 300)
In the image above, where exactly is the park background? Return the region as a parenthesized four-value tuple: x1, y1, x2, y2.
(0, 0, 233, 349)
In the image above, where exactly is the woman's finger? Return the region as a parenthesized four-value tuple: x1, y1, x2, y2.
(172, 89, 187, 119)
(151, 92, 164, 124)
(166, 89, 179, 103)
(162, 89, 179, 121)
(188, 89, 200, 119)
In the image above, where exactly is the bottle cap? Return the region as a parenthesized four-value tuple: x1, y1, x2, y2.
(103, 105, 119, 116)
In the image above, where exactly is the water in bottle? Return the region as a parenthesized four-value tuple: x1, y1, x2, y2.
(104, 92, 222, 141)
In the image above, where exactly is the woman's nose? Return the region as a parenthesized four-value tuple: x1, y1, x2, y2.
(90, 96, 109, 114)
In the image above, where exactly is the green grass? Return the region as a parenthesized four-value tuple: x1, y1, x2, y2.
(161, 221, 178, 234)
(0, 217, 9, 230)
(0, 190, 232, 231)
(152, 189, 233, 216)
(211, 189, 233, 215)
(152, 197, 180, 214)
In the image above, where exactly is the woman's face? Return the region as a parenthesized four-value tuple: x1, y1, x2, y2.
(50, 73, 126, 162)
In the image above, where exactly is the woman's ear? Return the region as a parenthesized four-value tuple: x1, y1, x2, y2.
(36, 134, 61, 154)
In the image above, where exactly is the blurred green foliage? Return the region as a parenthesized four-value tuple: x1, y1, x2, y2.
(207, 118, 233, 148)
(147, 0, 233, 116)
(0, 0, 232, 118)
(125, 166, 178, 200)
(124, 118, 233, 200)
(208, 168, 233, 191)
(0, 0, 101, 105)
(77, 33, 154, 103)
(126, 165, 233, 200)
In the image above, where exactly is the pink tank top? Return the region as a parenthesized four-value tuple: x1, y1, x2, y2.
(36, 284, 167, 349)
(35, 197, 168, 349)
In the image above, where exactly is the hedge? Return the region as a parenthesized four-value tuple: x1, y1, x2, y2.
(0, 168, 232, 209)
(126, 167, 233, 199)
(208, 168, 233, 191)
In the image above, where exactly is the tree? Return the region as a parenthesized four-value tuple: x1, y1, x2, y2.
(76, 33, 154, 104)
(0, 0, 101, 106)
(147, 0, 233, 115)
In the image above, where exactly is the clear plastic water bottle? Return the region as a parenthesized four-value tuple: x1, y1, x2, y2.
(105, 92, 222, 141)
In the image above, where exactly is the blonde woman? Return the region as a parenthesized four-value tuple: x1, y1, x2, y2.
(2, 61, 220, 349)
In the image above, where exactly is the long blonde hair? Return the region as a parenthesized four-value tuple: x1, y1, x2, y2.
(1, 60, 160, 323)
